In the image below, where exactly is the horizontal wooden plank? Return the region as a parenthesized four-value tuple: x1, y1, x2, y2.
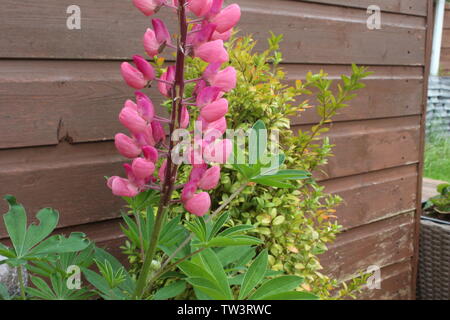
(0, 61, 423, 149)
(302, 0, 428, 16)
(356, 260, 413, 300)
(0, 142, 125, 239)
(322, 165, 417, 230)
(289, 65, 424, 125)
(299, 116, 421, 180)
(321, 212, 415, 280)
(0, 0, 426, 65)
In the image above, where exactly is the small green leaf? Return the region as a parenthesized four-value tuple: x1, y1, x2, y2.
(249, 276, 304, 300)
(239, 249, 268, 300)
(198, 249, 233, 300)
(3, 195, 28, 257)
(259, 291, 318, 300)
(206, 236, 262, 247)
(152, 281, 186, 300)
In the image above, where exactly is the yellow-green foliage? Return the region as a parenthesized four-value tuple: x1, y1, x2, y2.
(123, 33, 371, 299)
(185, 33, 371, 298)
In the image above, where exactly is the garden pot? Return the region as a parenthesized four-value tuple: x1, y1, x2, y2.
(417, 215, 450, 300)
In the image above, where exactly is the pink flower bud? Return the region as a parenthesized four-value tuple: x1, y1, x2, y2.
(208, 0, 224, 17)
(194, 40, 229, 63)
(189, 163, 208, 182)
(211, 29, 232, 41)
(200, 98, 228, 122)
(125, 99, 138, 111)
(203, 138, 232, 163)
(158, 159, 167, 182)
(184, 192, 211, 216)
(210, 66, 236, 92)
(142, 145, 159, 163)
(132, 157, 156, 180)
(124, 163, 146, 188)
(202, 116, 227, 143)
(132, 0, 165, 16)
(143, 28, 160, 57)
(158, 66, 175, 97)
(196, 86, 222, 107)
(119, 105, 147, 134)
(151, 120, 166, 144)
(194, 80, 207, 96)
(121, 62, 147, 89)
(188, 23, 217, 47)
(198, 166, 220, 190)
(203, 62, 222, 83)
(134, 125, 156, 146)
(210, 4, 241, 33)
(115, 133, 141, 158)
(180, 105, 189, 129)
(181, 181, 198, 202)
(133, 55, 155, 81)
(110, 177, 140, 197)
(188, 0, 212, 17)
(135, 91, 155, 122)
(152, 19, 172, 46)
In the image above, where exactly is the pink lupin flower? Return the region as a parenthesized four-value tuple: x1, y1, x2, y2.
(198, 166, 220, 190)
(194, 40, 229, 63)
(180, 105, 190, 129)
(188, 23, 217, 48)
(132, 0, 165, 16)
(158, 66, 176, 97)
(152, 19, 172, 47)
(158, 159, 168, 182)
(189, 163, 208, 182)
(115, 133, 142, 158)
(121, 62, 147, 89)
(200, 98, 228, 122)
(143, 28, 160, 57)
(135, 91, 155, 122)
(119, 105, 148, 134)
(181, 181, 198, 202)
(207, 0, 224, 17)
(188, 0, 212, 17)
(211, 29, 232, 41)
(133, 55, 155, 81)
(132, 157, 156, 180)
(210, 4, 241, 33)
(203, 62, 222, 83)
(184, 192, 211, 216)
(208, 66, 236, 92)
(196, 86, 222, 107)
(134, 124, 156, 147)
(151, 120, 165, 144)
(109, 176, 140, 197)
(203, 138, 232, 164)
(142, 145, 159, 163)
(201, 116, 227, 143)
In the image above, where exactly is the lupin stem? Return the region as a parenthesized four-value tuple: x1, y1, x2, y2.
(133, 0, 188, 299)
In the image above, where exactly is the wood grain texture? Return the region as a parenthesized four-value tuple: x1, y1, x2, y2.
(322, 165, 417, 230)
(0, 61, 423, 149)
(0, 142, 126, 239)
(321, 212, 415, 280)
(357, 260, 413, 300)
(298, 116, 421, 180)
(302, 0, 427, 16)
(0, 0, 426, 65)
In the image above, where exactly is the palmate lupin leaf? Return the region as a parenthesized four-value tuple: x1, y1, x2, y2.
(1, 195, 90, 266)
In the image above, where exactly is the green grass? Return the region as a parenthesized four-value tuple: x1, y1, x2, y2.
(424, 134, 450, 182)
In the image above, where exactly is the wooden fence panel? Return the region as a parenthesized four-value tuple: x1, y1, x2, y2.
(0, 0, 433, 299)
